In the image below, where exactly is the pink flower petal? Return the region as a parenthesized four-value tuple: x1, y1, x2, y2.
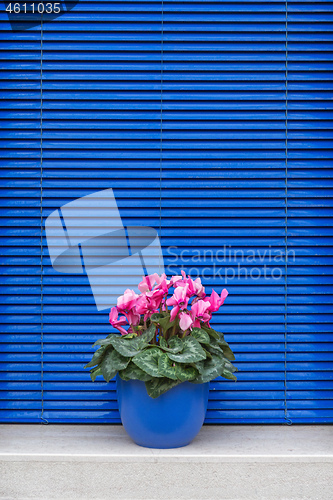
(170, 305, 180, 322)
(179, 312, 193, 331)
(220, 289, 229, 305)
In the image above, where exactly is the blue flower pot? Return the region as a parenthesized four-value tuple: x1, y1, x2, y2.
(116, 375, 209, 449)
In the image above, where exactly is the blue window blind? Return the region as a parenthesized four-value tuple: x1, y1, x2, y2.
(0, 0, 332, 424)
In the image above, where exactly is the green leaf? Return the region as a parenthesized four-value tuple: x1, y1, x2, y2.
(191, 356, 222, 384)
(201, 326, 220, 340)
(121, 332, 137, 339)
(159, 336, 183, 354)
(119, 361, 153, 382)
(203, 348, 212, 360)
(84, 346, 106, 369)
(194, 358, 209, 375)
(223, 359, 238, 373)
(175, 363, 198, 382)
(90, 367, 102, 382)
(206, 343, 224, 356)
(132, 347, 163, 378)
(137, 324, 156, 347)
(193, 354, 238, 384)
(221, 368, 237, 381)
(100, 349, 129, 382)
(108, 349, 130, 371)
(109, 324, 156, 357)
(168, 336, 184, 352)
(167, 337, 206, 364)
(212, 351, 238, 374)
(151, 312, 176, 334)
(145, 377, 180, 399)
(201, 326, 236, 361)
(110, 336, 143, 357)
(159, 336, 168, 349)
(217, 340, 236, 361)
(208, 337, 236, 362)
(92, 337, 114, 348)
(190, 328, 210, 345)
(150, 312, 166, 323)
(158, 353, 177, 380)
(90, 366, 102, 382)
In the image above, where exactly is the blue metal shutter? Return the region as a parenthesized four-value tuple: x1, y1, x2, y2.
(287, 0, 333, 422)
(0, 0, 332, 424)
(162, 0, 289, 423)
(0, 11, 42, 421)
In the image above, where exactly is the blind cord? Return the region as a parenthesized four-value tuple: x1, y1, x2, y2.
(159, 0, 163, 274)
(40, 15, 48, 425)
(284, 1, 292, 426)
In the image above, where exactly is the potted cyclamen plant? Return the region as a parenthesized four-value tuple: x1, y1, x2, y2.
(85, 271, 237, 449)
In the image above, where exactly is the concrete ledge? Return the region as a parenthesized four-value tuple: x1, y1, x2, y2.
(1, 425, 332, 499)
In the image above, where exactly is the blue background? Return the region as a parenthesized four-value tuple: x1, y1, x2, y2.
(0, 0, 332, 423)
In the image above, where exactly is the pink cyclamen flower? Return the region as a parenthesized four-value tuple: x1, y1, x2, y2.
(145, 289, 164, 311)
(206, 289, 228, 312)
(178, 272, 205, 299)
(177, 270, 189, 285)
(193, 278, 206, 298)
(179, 312, 193, 331)
(148, 277, 168, 298)
(169, 274, 183, 287)
(166, 284, 189, 321)
(109, 307, 128, 335)
(117, 289, 138, 312)
(136, 294, 158, 321)
(145, 278, 168, 310)
(190, 299, 211, 328)
(125, 308, 141, 327)
(138, 273, 162, 293)
(173, 271, 198, 298)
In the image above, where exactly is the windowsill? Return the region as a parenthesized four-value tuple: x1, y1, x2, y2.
(1, 424, 332, 499)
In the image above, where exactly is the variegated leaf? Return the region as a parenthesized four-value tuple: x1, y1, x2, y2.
(167, 337, 206, 363)
(132, 347, 163, 378)
(175, 363, 198, 382)
(145, 377, 180, 399)
(158, 353, 177, 380)
(119, 361, 153, 382)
